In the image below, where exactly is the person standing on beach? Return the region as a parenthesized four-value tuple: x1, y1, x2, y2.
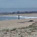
(18, 15, 20, 19)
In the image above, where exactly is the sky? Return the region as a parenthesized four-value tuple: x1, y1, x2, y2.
(0, 0, 37, 8)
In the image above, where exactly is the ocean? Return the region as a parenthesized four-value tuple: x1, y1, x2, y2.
(0, 16, 25, 21)
(0, 8, 37, 21)
(0, 16, 37, 21)
(0, 16, 18, 21)
(0, 8, 37, 12)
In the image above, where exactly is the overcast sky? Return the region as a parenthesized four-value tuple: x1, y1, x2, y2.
(0, 0, 37, 8)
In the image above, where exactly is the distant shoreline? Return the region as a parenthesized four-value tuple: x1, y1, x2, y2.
(0, 11, 37, 15)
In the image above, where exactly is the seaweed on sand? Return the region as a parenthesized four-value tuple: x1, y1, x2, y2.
(10, 28, 16, 31)
(2, 28, 9, 34)
(2, 28, 9, 32)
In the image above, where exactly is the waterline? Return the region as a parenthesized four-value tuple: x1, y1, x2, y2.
(0, 16, 37, 21)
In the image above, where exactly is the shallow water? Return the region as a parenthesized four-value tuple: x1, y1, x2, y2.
(0, 16, 37, 21)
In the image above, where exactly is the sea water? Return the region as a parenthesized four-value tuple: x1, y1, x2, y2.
(0, 16, 25, 21)
(0, 16, 18, 21)
(0, 8, 37, 12)
(0, 16, 37, 21)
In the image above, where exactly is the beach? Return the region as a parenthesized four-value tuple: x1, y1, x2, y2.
(0, 13, 37, 29)
(0, 13, 37, 16)
(0, 14, 37, 37)
(0, 19, 35, 29)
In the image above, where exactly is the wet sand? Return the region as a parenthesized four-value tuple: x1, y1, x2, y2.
(0, 13, 37, 17)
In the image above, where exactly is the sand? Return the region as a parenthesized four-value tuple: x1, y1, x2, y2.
(0, 13, 37, 17)
(0, 14, 37, 37)
(0, 18, 35, 30)
(0, 18, 37, 37)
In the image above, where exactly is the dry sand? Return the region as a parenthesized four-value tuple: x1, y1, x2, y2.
(0, 18, 37, 37)
(0, 18, 36, 30)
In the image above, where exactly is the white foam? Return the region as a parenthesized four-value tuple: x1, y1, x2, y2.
(0, 16, 37, 19)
